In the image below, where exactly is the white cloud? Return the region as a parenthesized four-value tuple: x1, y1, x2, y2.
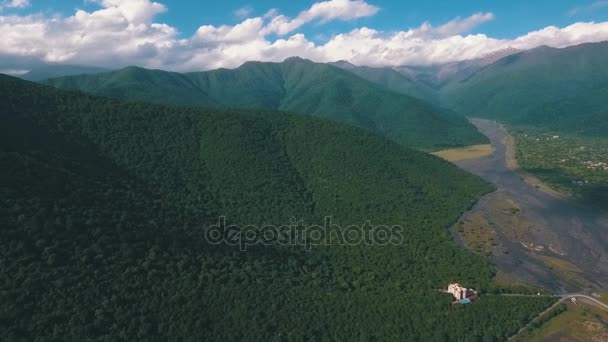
(1, 0, 30, 10)
(262, 0, 380, 35)
(568, 1, 608, 17)
(0, 68, 28, 75)
(0, 0, 176, 67)
(430, 12, 495, 37)
(510, 21, 608, 50)
(1, 0, 608, 72)
(263, 8, 279, 19)
(305, 0, 380, 22)
(234, 6, 253, 19)
(193, 18, 265, 45)
(99, 0, 166, 23)
(315, 20, 608, 66)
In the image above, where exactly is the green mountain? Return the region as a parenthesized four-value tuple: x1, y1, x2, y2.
(43, 58, 487, 150)
(20, 64, 108, 81)
(329, 60, 438, 103)
(1, 75, 553, 340)
(394, 47, 521, 89)
(442, 42, 608, 135)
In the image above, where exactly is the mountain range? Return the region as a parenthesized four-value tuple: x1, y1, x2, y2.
(441, 42, 608, 135)
(38, 42, 608, 139)
(41, 57, 487, 150)
(393, 47, 521, 89)
(330, 41, 608, 136)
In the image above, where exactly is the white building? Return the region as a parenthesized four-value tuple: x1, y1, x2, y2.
(447, 283, 468, 300)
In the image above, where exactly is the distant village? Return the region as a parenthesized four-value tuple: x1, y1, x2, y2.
(518, 132, 608, 188)
(581, 160, 608, 171)
(559, 158, 608, 172)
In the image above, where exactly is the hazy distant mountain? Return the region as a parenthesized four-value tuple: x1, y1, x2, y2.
(20, 64, 108, 81)
(394, 47, 521, 88)
(329, 60, 438, 103)
(442, 42, 608, 135)
(44, 57, 487, 150)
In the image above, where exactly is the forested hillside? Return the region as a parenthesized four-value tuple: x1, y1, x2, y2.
(42, 58, 487, 150)
(329, 60, 438, 103)
(442, 42, 608, 136)
(0, 75, 553, 341)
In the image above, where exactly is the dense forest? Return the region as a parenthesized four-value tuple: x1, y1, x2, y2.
(442, 42, 608, 136)
(1, 75, 554, 340)
(41, 58, 487, 150)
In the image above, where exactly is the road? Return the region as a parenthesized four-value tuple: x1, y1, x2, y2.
(507, 293, 608, 341)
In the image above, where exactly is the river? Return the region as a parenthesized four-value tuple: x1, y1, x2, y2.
(454, 119, 608, 292)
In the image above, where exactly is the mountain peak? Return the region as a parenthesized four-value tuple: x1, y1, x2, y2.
(479, 47, 521, 65)
(283, 56, 313, 64)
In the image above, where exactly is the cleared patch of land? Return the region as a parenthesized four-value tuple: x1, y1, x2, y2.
(454, 192, 530, 250)
(456, 212, 497, 256)
(432, 144, 494, 162)
(484, 195, 530, 242)
(516, 301, 608, 342)
(493, 271, 549, 295)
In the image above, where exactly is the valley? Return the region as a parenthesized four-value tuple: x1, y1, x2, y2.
(2, 1, 608, 340)
(449, 119, 608, 292)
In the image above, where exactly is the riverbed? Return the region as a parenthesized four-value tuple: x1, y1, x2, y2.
(453, 119, 608, 292)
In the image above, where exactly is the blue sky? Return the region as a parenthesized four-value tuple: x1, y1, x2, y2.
(1, 0, 607, 70)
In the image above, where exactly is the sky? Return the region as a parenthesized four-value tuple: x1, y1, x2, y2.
(0, 0, 608, 71)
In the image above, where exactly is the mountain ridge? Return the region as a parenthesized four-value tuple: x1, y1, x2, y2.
(441, 41, 608, 135)
(43, 58, 487, 150)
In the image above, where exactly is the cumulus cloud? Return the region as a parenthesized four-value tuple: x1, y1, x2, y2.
(262, 0, 379, 35)
(430, 12, 495, 37)
(317, 20, 608, 66)
(510, 21, 608, 50)
(98, 0, 166, 23)
(0, 0, 177, 68)
(0, 0, 608, 72)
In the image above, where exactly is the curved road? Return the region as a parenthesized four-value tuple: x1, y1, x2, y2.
(508, 293, 608, 340)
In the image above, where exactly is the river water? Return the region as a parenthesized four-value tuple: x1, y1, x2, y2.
(454, 119, 608, 292)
